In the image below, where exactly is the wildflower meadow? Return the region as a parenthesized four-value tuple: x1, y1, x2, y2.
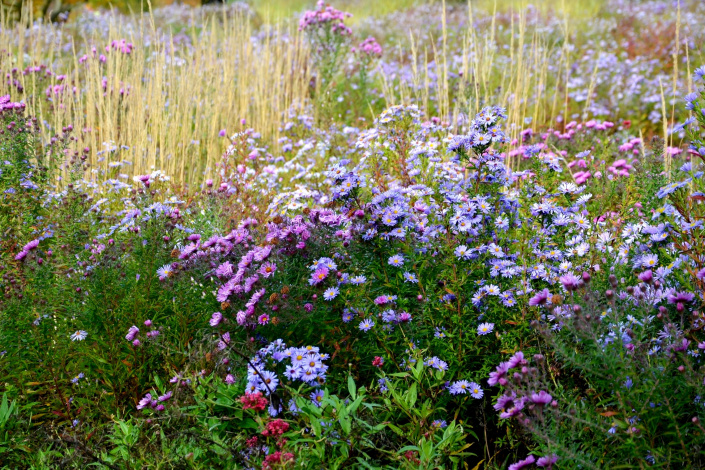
(1, 0, 705, 468)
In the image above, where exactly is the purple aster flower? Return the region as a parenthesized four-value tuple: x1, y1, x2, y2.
(529, 288, 550, 306)
(667, 291, 695, 304)
(488, 362, 509, 386)
(530, 390, 553, 406)
(323, 287, 339, 301)
(311, 389, 325, 407)
(209, 311, 223, 327)
(495, 393, 525, 419)
(125, 326, 140, 341)
(388, 254, 405, 267)
(156, 264, 175, 280)
(469, 382, 483, 399)
(536, 454, 558, 469)
(509, 455, 536, 470)
(158, 391, 172, 402)
(359, 319, 375, 332)
(638, 270, 653, 283)
(450, 380, 471, 395)
(477, 322, 494, 335)
(137, 393, 153, 410)
(559, 273, 580, 291)
(309, 267, 329, 285)
(506, 351, 526, 369)
(23, 239, 40, 251)
(258, 261, 277, 278)
(258, 370, 279, 394)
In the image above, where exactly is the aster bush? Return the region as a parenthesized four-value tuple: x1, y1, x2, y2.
(2, 1, 705, 468)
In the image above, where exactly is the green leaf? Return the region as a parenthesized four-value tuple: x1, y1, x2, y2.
(348, 375, 357, 400)
(407, 382, 418, 409)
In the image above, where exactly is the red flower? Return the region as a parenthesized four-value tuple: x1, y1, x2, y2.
(240, 392, 268, 412)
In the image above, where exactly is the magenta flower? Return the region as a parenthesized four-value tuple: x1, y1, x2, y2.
(667, 291, 695, 304)
(537, 454, 558, 468)
(507, 351, 526, 369)
(259, 261, 277, 278)
(638, 270, 653, 283)
(488, 362, 510, 386)
(495, 392, 525, 419)
(22, 239, 40, 251)
(309, 267, 329, 285)
(209, 311, 223, 327)
(530, 390, 553, 406)
(509, 455, 536, 470)
(137, 393, 153, 410)
(529, 288, 550, 306)
(559, 273, 580, 291)
(125, 326, 140, 341)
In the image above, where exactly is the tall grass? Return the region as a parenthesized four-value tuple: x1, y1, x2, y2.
(0, 0, 697, 184)
(0, 6, 310, 185)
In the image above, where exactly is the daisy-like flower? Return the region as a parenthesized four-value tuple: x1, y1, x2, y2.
(156, 264, 174, 280)
(388, 254, 405, 267)
(258, 370, 279, 394)
(469, 382, 484, 399)
(454, 244, 471, 260)
(350, 275, 366, 285)
(323, 287, 339, 301)
(359, 319, 375, 332)
(403, 272, 418, 283)
(641, 254, 658, 268)
(309, 267, 329, 285)
(310, 389, 325, 407)
(258, 261, 277, 278)
(450, 380, 471, 395)
(70, 330, 88, 341)
(284, 366, 301, 380)
(477, 323, 494, 335)
(488, 243, 504, 257)
(484, 285, 501, 296)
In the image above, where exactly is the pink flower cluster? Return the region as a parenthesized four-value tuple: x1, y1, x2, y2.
(124, 319, 160, 347)
(298, 1, 352, 36)
(261, 418, 290, 437)
(107, 39, 134, 54)
(0, 94, 25, 113)
(354, 36, 382, 58)
(262, 451, 295, 470)
(240, 391, 268, 412)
